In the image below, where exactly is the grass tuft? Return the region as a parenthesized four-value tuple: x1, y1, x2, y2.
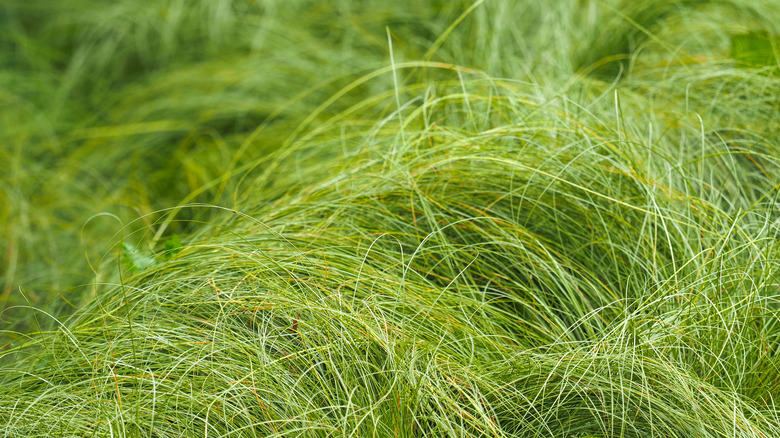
(1, 0, 779, 436)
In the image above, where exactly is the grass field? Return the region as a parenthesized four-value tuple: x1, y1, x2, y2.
(1, 0, 779, 436)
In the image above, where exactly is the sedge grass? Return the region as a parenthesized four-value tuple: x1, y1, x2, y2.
(1, 0, 780, 436)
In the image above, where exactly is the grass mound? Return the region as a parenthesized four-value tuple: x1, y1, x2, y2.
(1, 0, 779, 436)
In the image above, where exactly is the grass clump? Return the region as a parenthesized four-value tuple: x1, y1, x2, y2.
(1, 0, 780, 436)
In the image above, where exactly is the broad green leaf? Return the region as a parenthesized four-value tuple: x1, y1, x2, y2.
(730, 31, 778, 67)
(119, 242, 157, 271)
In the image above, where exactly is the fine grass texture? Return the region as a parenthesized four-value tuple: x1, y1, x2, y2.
(1, 0, 779, 436)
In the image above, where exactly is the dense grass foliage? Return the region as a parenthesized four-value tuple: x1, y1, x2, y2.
(1, 0, 779, 436)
